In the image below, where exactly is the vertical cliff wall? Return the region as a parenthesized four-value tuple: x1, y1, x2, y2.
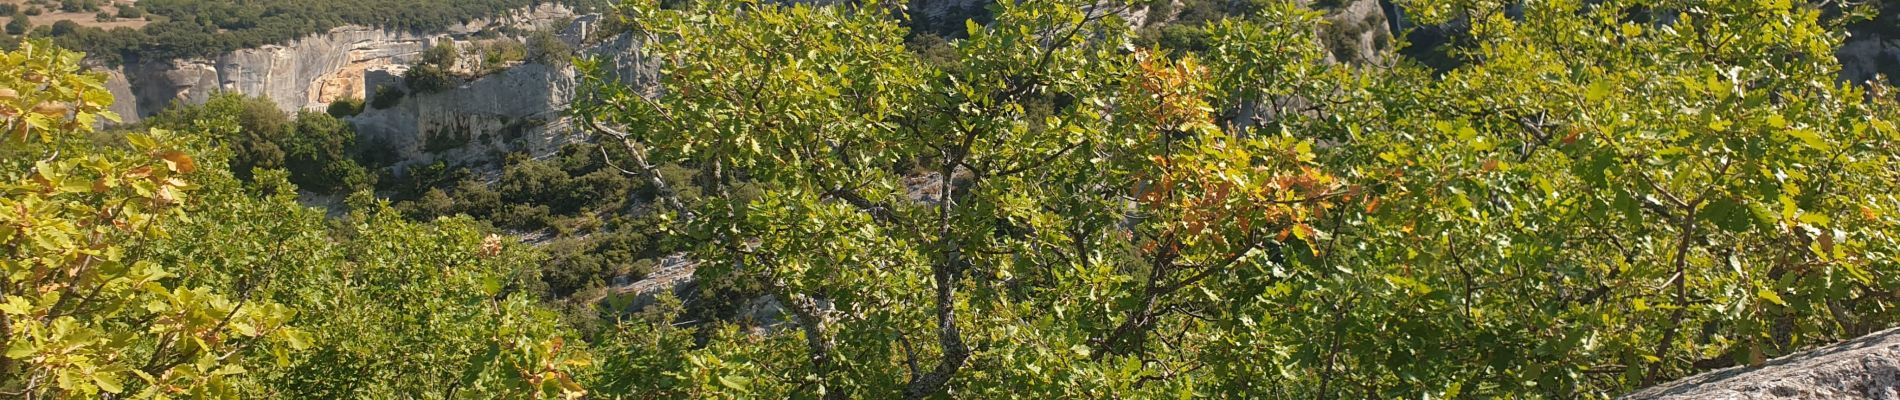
(101, 4, 580, 123)
(347, 33, 658, 170)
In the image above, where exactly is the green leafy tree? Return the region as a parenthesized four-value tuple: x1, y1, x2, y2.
(147, 94, 290, 181)
(5, 41, 592, 397)
(6, 14, 28, 35)
(574, 0, 1900, 398)
(151, 181, 593, 398)
(1268, 0, 1900, 395)
(1, 40, 304, 398)
(579, 0, 1338, 397)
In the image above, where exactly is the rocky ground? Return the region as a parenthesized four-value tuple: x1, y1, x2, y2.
(1624, 327, 1900, 399)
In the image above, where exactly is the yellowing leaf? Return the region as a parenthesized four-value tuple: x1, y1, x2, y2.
(1787, 128, 1829, 150)
(4, 339, 32, 358)
(718, 375, 752, 392)
(94, 372, 124, 394)
(1586, 81, 1613, 102)
(1758, 289, 1788, 306)
(158, 150, 196, 173)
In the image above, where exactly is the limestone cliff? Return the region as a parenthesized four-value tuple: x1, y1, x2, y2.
(101, 3, 580, 123)
(347, 33, 658, 170)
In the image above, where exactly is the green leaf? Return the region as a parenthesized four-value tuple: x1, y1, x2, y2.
(0, 296, 30, 315)
(1786, 128, 1828, 150)
(718, 375, 753, 392)
(1701, 197, 1754, 233)
(1585, 81, 1612, 102)
(1383, 274, 1433, 294)
(94, 372, 124, 394)
(1758, 289, 1788, 306)
(5, 339, 33, 358)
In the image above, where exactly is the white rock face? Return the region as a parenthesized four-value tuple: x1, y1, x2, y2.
(1317, 0, 1395, 66)
(348, 32, 658, 170)
(1623, 326, 1900, 400)
(101, 3, 579, 123)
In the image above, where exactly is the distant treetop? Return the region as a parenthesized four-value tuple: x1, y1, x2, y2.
(17, 0, 608, 64)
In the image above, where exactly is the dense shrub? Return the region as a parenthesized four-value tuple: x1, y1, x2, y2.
(12, 0, 612, 63)
(326, 97, 364, 117)
(403, 63, 456, 94)
(148, 94, 288, 180)
(477, 38, 527, 74)
(369, 86, 404, 109)
(6, 15, 27, 35)
(526, 30, 571, 66)
(421, 41, 458, 70)
(146, 94, 374, 193)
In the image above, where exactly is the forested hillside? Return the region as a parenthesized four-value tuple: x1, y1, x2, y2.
(0, 0, 607, 63)
(5, 0, 1900, 398)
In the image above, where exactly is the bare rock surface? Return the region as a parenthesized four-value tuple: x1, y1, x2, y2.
(101, 3, 579, 123)
(612, 254, 700, 312)
(1836, 2, 1899, 88)
(347, 31, 658, 170)
(1623, 327, 1900, 400)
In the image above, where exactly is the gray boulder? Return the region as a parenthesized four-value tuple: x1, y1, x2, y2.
(1624, 327, 1900, 399)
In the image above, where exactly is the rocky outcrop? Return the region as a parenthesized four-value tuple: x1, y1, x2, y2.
(1623, 327, 1900, 399)
(1317, 0, 1395, 66)
(1838, 4, 1900, 88)
(347, 32, 657, 170)
(1839, 37, 1899, 87)
(101, 3, 579, 123)
(613, 254, 701, 313)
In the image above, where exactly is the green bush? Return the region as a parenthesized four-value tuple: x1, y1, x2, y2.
(326, 97, 364, 117)
(6, 15, 28, 35)
(492, 203, 552, 230)
(369, 86, 404, 109)
(403, 63, 455, 94)
(450, 179, 502, 217)
(147, 94, 290, 181)
(421, 41, 459, 69)
(478, 38, 526, 73)
(47, 20, 78, 36)
(397, 188, 456, 220)
(146, 95, 375, 194)
(525, 30, 571, 66)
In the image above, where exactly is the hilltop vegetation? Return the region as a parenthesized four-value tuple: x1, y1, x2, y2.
(4, 0, 1900, 398)
(1, 0, 607, 64)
